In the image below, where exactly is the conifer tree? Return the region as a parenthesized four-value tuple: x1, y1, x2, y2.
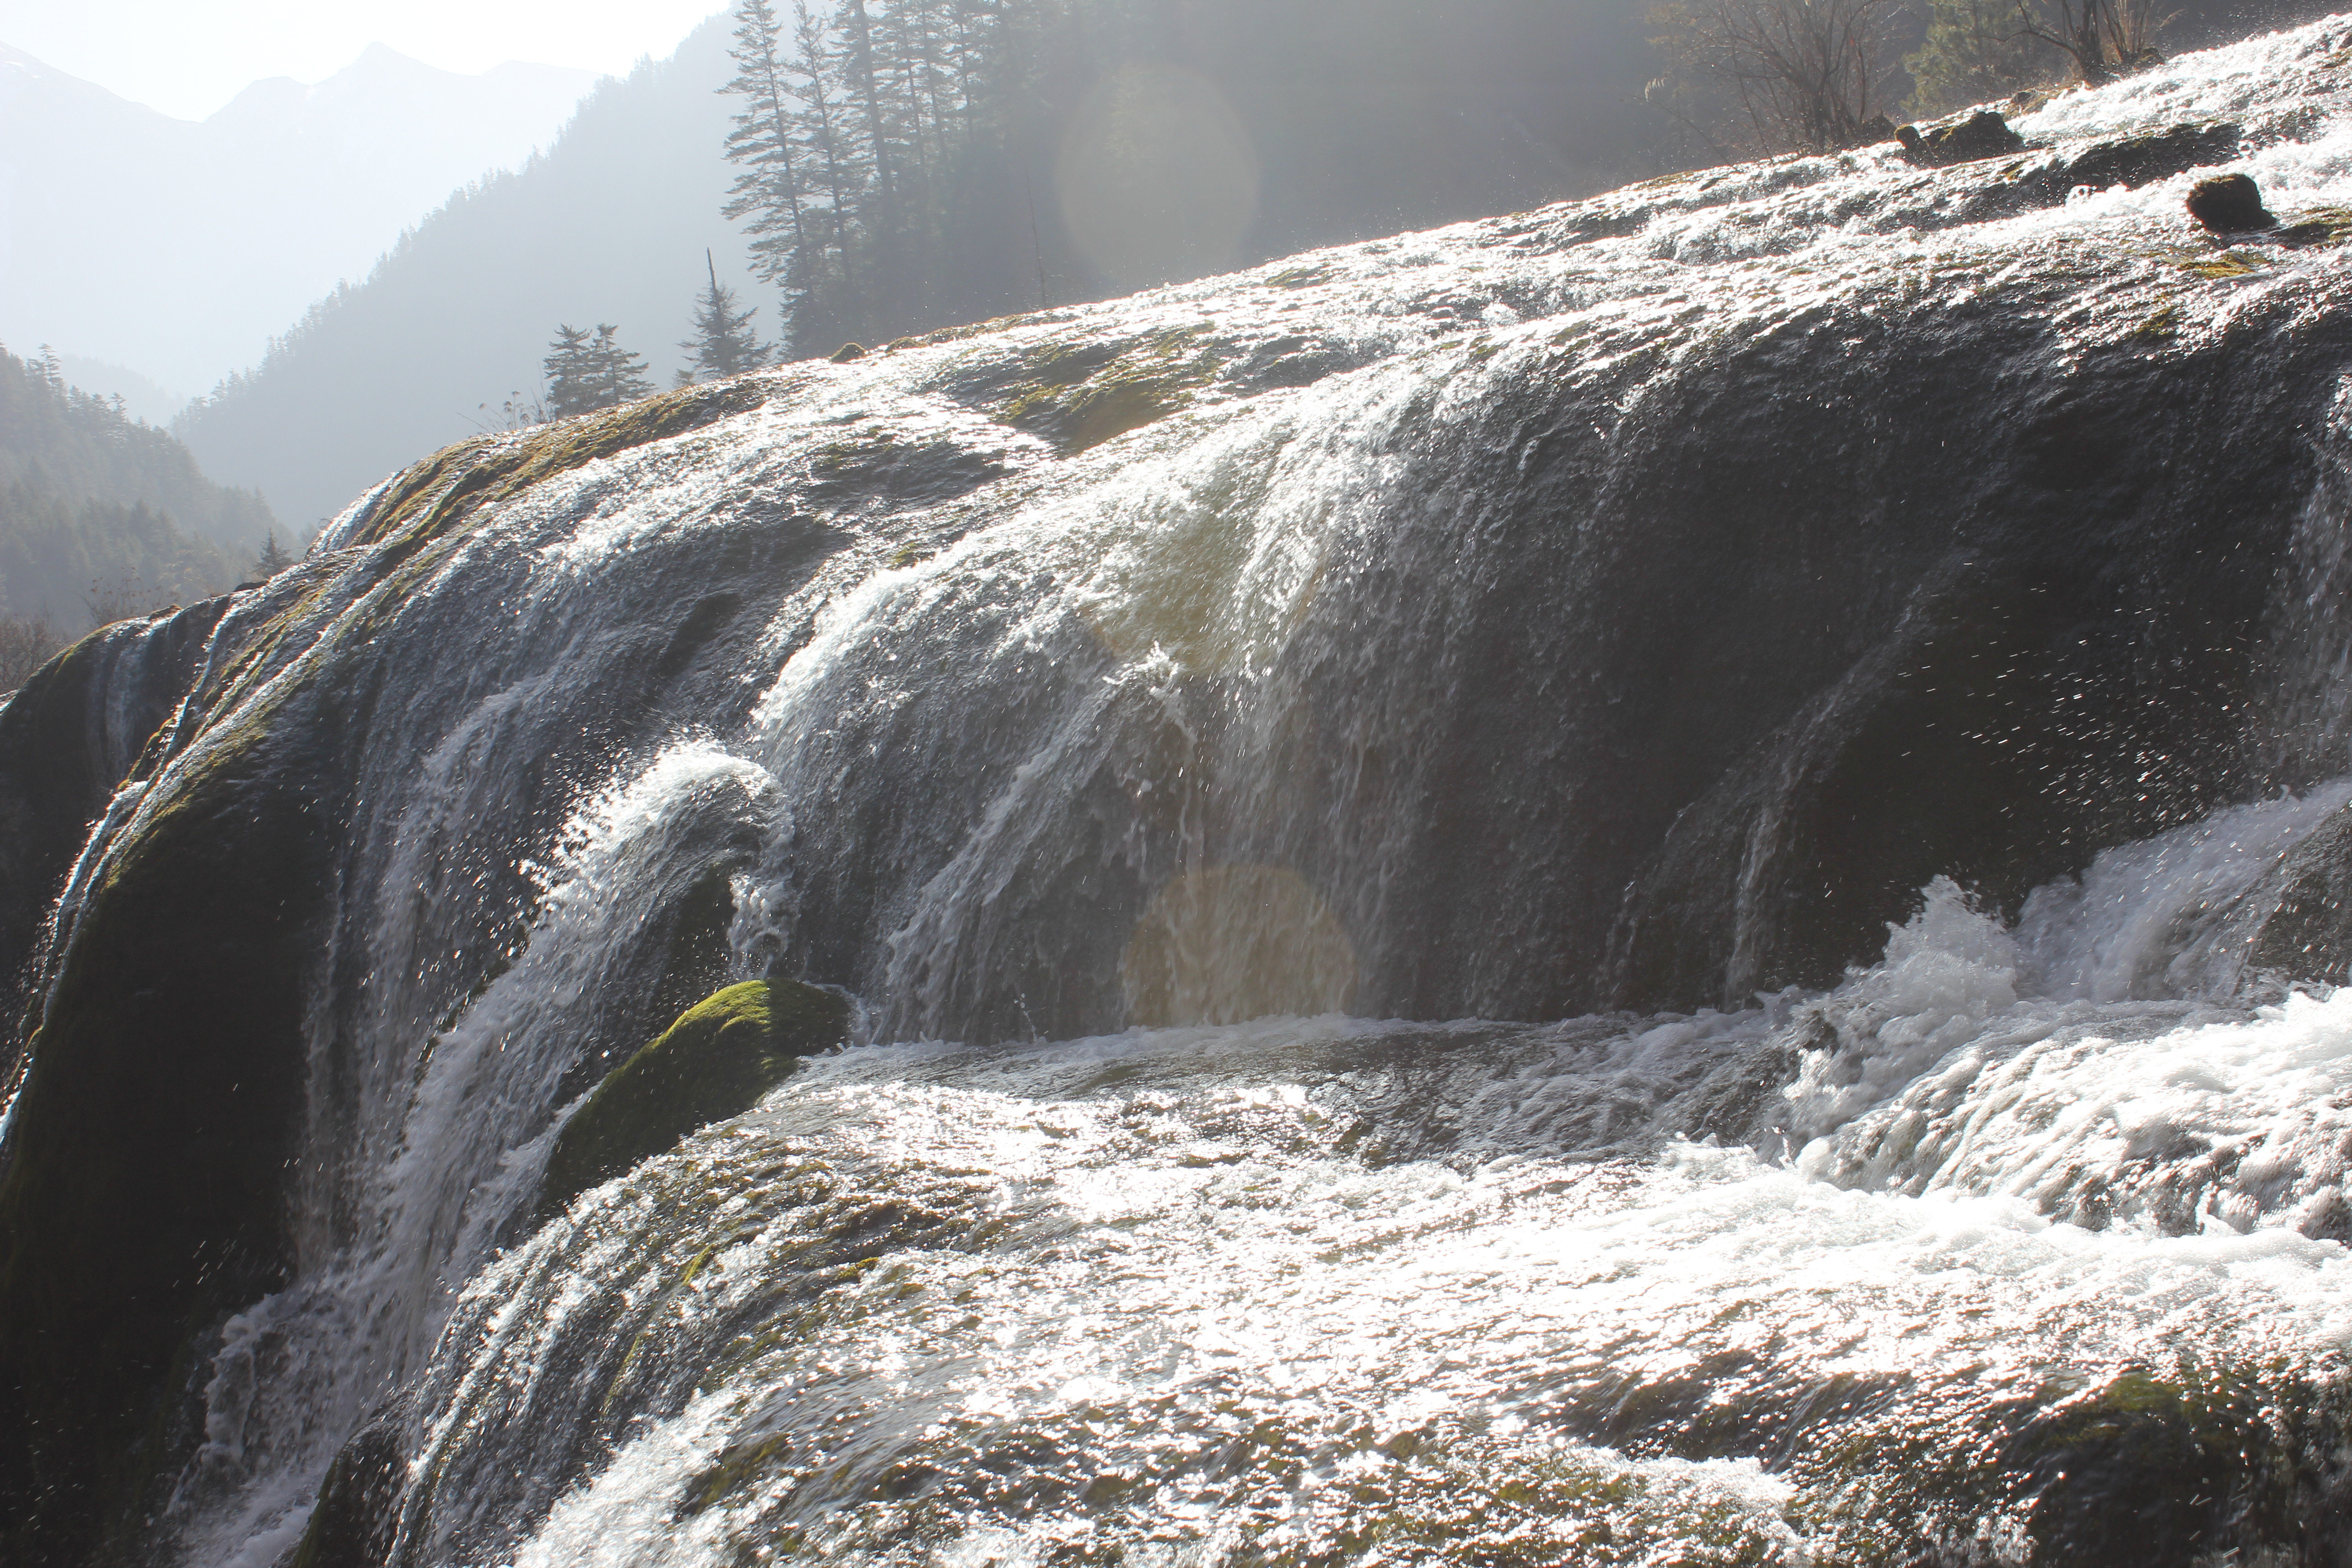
(543, 324, 601, 418)
(838, 0, 902, 217)
(791, 0, 872, 328)
(251, 529, 294, 579)
(721, 0, 814, 295)
(710, 0, 1172, 353)
(586, 325, 656, 409)
(680, 251, 772, 383)
(544, 323, 654, 416)
(1905, 0, 2059, 109)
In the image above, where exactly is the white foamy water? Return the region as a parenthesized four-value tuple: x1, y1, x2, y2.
(433, 941, 2352, 1568)
(49, 12, 2352, 1565)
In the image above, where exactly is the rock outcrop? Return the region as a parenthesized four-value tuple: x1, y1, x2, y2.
(1899, 109, 2027, 167)
(537, 980, 851, 1218)
(0, 601, 233, 1070)
(2188, 171, 2277, 232)
(2059, 122, 2240, 195)
(288, 1391, 413, 1568)
(2247, 808, 2352, 983)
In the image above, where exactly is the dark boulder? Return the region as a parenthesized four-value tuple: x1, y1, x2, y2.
(1899, 110, 2027, 167)
(0, 729, 333, 1566)
(2246, 808, 2352, 984)
(536, 979, 851, 1219)
(831, 342, 868, 363)
(0, 600, 234, 1072)
(289, 1390, 413, 1568)
(2059, 122, 2239, 195)
(2186, 172, 2275, 233)
(1926, 122, 2243, 232)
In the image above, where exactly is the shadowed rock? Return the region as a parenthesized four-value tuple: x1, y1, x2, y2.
(536, 980, 852, 1219)
(1899, 110, 2027, 167)
(2248, 808, 2352, 983)
(2059, 122, 2239, 195)
(2187, 172, 2275, 233)
(289, 1390, 413, 1568)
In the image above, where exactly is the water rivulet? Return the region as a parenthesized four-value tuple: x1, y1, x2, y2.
(23, 21, 2352, 1565)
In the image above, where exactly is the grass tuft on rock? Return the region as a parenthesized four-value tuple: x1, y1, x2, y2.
(341, 378, 774, 565)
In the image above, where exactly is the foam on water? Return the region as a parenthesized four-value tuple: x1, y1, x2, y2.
(384, 759, 2352, 1563)
(70, 13, 2352, 1563)
(422, 999, 2352, 1567)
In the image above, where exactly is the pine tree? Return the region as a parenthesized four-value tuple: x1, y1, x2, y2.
(838, 0, 902, 217)
(586, 325, 656, 409)
(722, 0, 814, 297)
(709, 0, 1123, 353)
(680, 251, 772, 383)
(544, 323, 653, 416)
(792, 0, 872, 326)
(544, 324, 601, 418)
(1905, 0, 2059, 112)
(251, 529, 294, 580)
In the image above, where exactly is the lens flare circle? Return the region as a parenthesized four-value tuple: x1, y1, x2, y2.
(1058, 64, 1261, 290)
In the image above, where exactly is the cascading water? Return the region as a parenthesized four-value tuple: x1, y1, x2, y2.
(20, 16, 2352, 1565)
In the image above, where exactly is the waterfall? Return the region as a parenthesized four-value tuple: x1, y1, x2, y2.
(15, 14, 2352, 1565)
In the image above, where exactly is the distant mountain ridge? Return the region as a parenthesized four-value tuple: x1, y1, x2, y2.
(173, 17, 747, 535)
(0, 40, 598, 397)
(163, 0, 1677, 537)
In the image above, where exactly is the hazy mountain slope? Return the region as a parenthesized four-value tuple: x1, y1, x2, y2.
(167, 1, 1675, 536)
(0, 348, 270, 621)
(54, 355, 188, 427)
(168, 0, 2340, 540)
(172, 19, 745, 535)
(0, 41, 596, 396)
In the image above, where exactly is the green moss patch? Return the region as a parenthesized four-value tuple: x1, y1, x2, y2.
(537, 980, 850, 1219)
(341, 378, 774, 562)
(1264, 264, 1334, 289)
(2171, 248, 2269, 279)
(2153, 206, 2352, 281)
(997, 328, 1217, 455)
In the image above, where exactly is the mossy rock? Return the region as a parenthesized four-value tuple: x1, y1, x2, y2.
(0, 600, 235, 1064)
(1897, 109, 2025, 167)
(996, 328, 1216, 455)
(2061, 122, 2239, 195)
(287, 1389, 412, 1568)
(0, 727, 330, 1564)
(537, 981, 849, 1218)
(338, 377, 772, 565)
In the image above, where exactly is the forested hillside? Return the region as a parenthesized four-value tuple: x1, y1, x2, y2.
(172, 0, 2338, 534)
(716, 0, 1666, 353)
(0, 346, 275, 684)
(172, 19, 745, 534)
(172, 0, 1672, 532)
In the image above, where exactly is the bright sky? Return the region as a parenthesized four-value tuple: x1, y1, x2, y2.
(0, 0, 726, 120)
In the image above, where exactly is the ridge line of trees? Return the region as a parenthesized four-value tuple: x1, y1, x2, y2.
(1, 343, 297, 692)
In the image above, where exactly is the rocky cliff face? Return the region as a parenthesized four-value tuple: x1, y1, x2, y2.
(16, 19, 2352, 1563)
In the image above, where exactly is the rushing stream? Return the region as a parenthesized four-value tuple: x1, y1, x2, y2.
(20, 15, 2352, 1566)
